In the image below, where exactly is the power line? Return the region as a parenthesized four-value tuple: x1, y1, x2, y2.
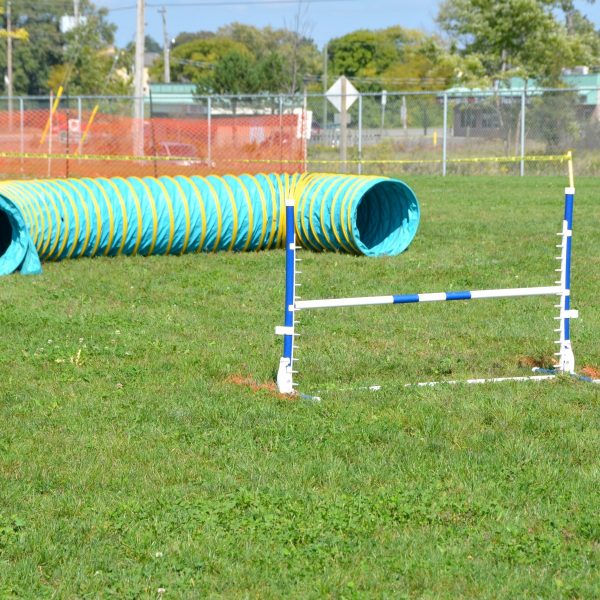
(151, 0, 358, 4)
(99, 0, 358, 10)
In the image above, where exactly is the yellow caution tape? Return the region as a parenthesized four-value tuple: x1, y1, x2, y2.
(0, 150, 570, 166)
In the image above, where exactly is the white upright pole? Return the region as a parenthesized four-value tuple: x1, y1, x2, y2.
(133, 0, 145, 156)
(556, 186, 577, 373)
(322, 43, 328, 128)
(7, 0, 13, 130)
(159, 6, 171, 83)
(48, 92, 53, 177)
(340, 76, 347, 173)
(19, 96, 24, 174)
(520, 90, 526, 176)
(357, 94, 363, 175)
(207, 96, 212, 166)
(442, 92, 448, 176)
(276, 199, 298, 394)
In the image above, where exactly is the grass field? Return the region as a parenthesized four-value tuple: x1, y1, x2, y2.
(0, 175, 599, 598)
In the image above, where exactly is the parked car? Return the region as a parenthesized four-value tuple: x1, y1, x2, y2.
(157, 142, 215, 167)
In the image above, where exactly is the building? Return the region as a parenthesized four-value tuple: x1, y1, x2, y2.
(446, 71, 600, 137)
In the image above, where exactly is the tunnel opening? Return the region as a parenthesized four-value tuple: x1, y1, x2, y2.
(354, 180, 419, 256)
(0, 210, 13, 259)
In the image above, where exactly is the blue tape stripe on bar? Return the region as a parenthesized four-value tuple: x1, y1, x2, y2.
(446, 291, 472, 301)
(392, 294, 420, 304)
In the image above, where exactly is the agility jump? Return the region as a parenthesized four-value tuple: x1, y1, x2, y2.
(276, 183, 578, 393)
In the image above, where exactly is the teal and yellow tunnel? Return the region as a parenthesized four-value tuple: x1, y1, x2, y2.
(0, 173, 420, 276)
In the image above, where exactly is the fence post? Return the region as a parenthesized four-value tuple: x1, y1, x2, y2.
(520, 90, 526, 176)
(207, 96, 212, 167)
(278, 95, 284, 172)
(442, 92, 448, 176)
(77, 96, 82, 137)
(19, 97, 24, 175)
(48, 92, 53, 178)
(302, 88, 308, 173)
(358, 93, 363, 175)
(340, 76, 348, 173)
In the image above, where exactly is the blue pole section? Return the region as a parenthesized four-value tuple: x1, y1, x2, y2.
(276, 198, 297, 393)
(558, 186, 576, 373)
(563, 188, 574, 341)
(283, 201, 296, 363)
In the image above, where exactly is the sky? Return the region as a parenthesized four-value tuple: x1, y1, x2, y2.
(97, 0, 600, 51)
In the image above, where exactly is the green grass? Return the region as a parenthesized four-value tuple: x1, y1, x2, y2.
(0, 176, 599, 598)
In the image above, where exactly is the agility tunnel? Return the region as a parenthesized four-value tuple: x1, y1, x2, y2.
(0, 173, 420, 276)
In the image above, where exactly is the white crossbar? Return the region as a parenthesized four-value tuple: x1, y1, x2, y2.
(406, 374, 558, 387)
(295, 286, 561, 310)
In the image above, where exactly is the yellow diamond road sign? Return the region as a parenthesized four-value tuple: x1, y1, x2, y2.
(326, 76, 359, 112)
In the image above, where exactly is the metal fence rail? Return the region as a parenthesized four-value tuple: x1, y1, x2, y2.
(1, 87, 598, 179)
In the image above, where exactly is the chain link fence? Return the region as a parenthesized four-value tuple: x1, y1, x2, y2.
(1, 87, 598, 179)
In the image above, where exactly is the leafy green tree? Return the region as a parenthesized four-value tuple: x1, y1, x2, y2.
(144, 35, 162, 54)
(212, 49, 259, 95)
(326, 26, 483, 92)
(173, 30, 215, 47)
(0, 0, 118, 95)
(1, 0, 64, 94)
(217, 23, 321, 93)
(256, 51, 286, 92)
(48, 13, 128, 95)
(437, 0, 600, 85)
(150, 36, 247, 90)
(328, 29, 398, 78)
(155, 23, 321, 94)
(0, 0, 120, 95)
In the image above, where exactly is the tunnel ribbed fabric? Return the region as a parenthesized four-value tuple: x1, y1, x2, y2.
(0, 173, 419, 275)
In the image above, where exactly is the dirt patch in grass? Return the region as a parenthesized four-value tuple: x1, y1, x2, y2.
(517, 355, 555, 370)
(581, 365, 600, 379)
(225, 374, 292, 399)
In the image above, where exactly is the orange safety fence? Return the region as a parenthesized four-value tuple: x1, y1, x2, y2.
(0, 109, 306, 179)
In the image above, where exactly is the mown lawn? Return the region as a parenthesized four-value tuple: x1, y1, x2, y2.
(0, 176, 598, 598)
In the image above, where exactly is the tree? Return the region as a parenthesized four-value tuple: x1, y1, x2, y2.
(144, 35, 162, 54)
(173, 30, 215, 47)
(212, 49, 259, 95)
(0, 0, 120, 95)
(437, 0, 600, 85)
(48, 12, 128, 95)
(216, 22, 321, 93)
(326, 26, 483, 91)
(155, 23, 321, 94)
(1, 0, 64, 94)
(256, 52, 286, 93)
(328, 29, 397, 79)
(150, 36, 248, 90)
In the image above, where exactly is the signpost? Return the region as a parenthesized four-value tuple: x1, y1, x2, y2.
(381, 89, 387, 134)
(326, 76, 358, 172)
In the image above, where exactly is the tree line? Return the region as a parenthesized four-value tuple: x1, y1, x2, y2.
(1, 0, 599, 97)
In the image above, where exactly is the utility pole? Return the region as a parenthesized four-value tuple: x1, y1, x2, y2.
(158, 6, 170, 83)
(73, 0, 80, 23)
(1, 0, 28, 127)
(133, 0, 145, 155)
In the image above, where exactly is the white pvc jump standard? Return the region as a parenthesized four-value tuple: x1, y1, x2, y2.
(276, 187, 578, 394)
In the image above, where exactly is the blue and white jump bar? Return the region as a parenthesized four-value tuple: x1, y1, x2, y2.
(294, 286, 561, 309)
(276, 187, 578, 393)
